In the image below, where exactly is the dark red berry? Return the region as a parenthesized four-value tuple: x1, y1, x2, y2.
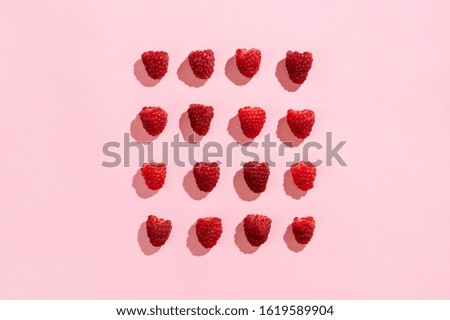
(146, 215, 172, 247)
(292, 216, 315, 244)
(235, 48, 261, 78)
(290, 161, 316, 191)
(286, 109, 315, 139)
(188, 49, 215, 79)
(243, 214, 272, 247)
(141, 51, 169, 80)
(243, 162, 270, 193)
(141, 163, 167, 190)
(193, 162, 220, 192)
(139, 106, 168, 136)
(187, 104, 214, 136)
(196, 217, 223, 249)
(285, 51, 313, 84)
(238, 106, 266, 139)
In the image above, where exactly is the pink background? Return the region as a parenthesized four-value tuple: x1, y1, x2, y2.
(1, 1, 450, 299)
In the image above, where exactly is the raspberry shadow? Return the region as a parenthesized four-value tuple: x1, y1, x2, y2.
(130, 115, 158, 144)
(183, 170, 209, 200)
(276, 117, 304, 147)
(177, 57, 207, 88)
(137, 222, 161, 255)
(133, 59, 161, 87)
(233, 169, 260, 201)
(234, 221, 259, 254)
(283, 170, 307, 200)
(225, 55, 251, 86)
(179, 111, 204, 143)
(283, 224, 307, 253)
(186, 223, 210, 256)
(275, 59, 301, 92)
(227, 115, 253, 145)
(132, 169, 159, 198)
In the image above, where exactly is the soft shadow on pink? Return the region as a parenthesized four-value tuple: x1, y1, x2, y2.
(234, 221, 259, 254)
(283, 170, 307, 200)
(177, 57, 207, 88)
(137, 222, 161, 255)
(233, 168, 260, 201)
(130, 115, 157, 144)
(183, 170, 209, 200)
(179, 111, 203, 143)
(132, 169, 159, 198)
(186, 223, 210, 256)
(276, 116, 304, 147)
(224, 55, 251, 86)
(133, 58, 161, 87)
(275, 59, 301, 92)
(283, 224, 307, 253)
(227, 115, 252, 145)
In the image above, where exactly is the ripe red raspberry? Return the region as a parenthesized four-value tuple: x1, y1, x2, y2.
(243, 214, 272, 247)
(285, 51, 313, 84)
(141, 51, 169, 80)
(139, 106, 168, 136)
(286, 109, 315, 139)
(187, 104, 214, 136)
(193, 162, 220, 192)
(188, 49, 215, 79)
(292, 216, 315, 244)
(238, 106, 266, 139)
(196, 217, 223, 249)
(243, 161, 270, 193)
(235, 48, 261, 78)
(141, 163, 167, 190)
(146, 215, 172, 247)
(290, 161, 316, 191)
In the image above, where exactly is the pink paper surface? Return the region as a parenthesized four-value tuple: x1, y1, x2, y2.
(1, 1, 450, 299)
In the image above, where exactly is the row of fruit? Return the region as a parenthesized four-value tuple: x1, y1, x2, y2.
(141, 161, 317, 193)
(141, 49, 313, 83)
(139, 105, 315, 139)
(146, 214, 316, 249)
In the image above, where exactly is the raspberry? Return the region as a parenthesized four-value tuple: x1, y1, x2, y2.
(139, 106, 168, 136)
(141, 163, 167, 190)
(188, 49, 215, 79)
(235, 48, 261, 78)
(187, 104, 214, 136)
(286, 109, 315, 139)
(146, 215, 172, 247)
(243, 161, 270, 193)
(238, 106, 266, 139)
(292, 217, 315, 244)
(196, 217, 223, 249)
(141, 51, 169, 80)
(290, 161, 316, 191)
(193, 162, 220, 192)
(285, 51, 313, 84)
(243, 214, 272, 247)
